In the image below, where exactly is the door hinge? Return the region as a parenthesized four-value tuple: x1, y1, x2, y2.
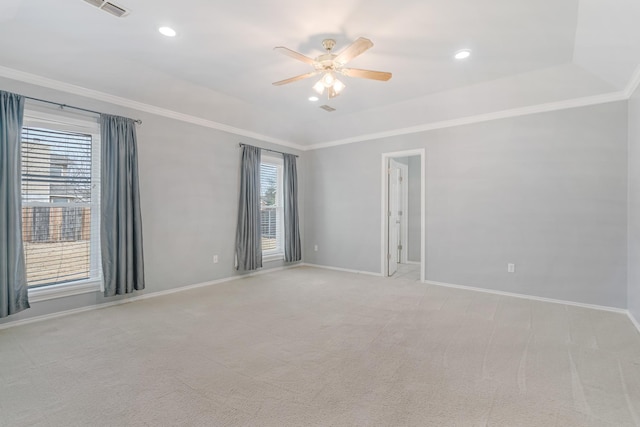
(387, 253, 391, 260)
(398, 245, 403, 250)
(399, 176, 403, 182)
(388, 211, 392, 217)
(398, 210, 403, 216)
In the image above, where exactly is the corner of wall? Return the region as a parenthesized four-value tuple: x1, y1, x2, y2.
(628, 74, 640, 331)
(630, 311, 640, 335)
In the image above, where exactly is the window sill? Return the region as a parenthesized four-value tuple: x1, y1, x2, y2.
(263, 253, 284, 263)
(28, 279, 102, 303)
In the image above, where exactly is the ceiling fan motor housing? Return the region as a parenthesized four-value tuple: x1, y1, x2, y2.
(314, 54, 338, 71)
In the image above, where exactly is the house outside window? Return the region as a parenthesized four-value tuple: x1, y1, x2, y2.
(21, 109, 102, 301)
(260, 155, 284, 260)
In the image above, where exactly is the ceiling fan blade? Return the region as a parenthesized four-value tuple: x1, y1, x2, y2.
(274, 46, 316, 65)
(272, 71, 319, 86)
(341, 68, 392, 81)
(334, 37, 374, 65)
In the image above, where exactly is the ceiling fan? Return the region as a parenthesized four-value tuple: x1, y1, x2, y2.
(272, 37, 392, 99)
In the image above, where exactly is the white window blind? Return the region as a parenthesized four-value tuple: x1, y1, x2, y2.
(260, 158, 283, 255)
(21, 124, 101, 288)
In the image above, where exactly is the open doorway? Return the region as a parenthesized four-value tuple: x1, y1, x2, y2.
(381, 149, 425, 282)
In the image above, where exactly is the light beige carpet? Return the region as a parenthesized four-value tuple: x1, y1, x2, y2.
(1, 266, 640, 426)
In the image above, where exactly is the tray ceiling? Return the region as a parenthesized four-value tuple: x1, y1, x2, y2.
(0, 0, 638, 147)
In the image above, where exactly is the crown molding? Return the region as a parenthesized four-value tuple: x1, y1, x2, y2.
(2, 64, 638, 154)
(306, 90, 628, 151)
(0, 65, 306, 152)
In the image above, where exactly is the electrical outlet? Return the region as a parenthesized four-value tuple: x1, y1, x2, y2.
(507, 263, 515, 273)
(314, 245, 318, 251)
(213, 255, 219, 264)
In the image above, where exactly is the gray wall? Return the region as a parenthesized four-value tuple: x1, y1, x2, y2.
(304, 102, 628, 308)
(407, 156, 421, 263)
(629, 85, 640, 323)
(1, 76, 633, 324)
(0, 77, 304, 325)
(302, 143, 381, 272)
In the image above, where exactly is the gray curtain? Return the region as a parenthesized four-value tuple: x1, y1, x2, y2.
(283, 154, 301, 262)
(100, 114, 145, 297)
(235, 145, 262, 271)
(0, 91, 29, 318)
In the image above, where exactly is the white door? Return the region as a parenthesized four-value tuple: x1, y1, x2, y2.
(388, 159, 403, 276)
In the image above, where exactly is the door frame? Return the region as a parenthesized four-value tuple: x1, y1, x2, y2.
(387, 159, 401, 276)
(381, 149, 425, 282)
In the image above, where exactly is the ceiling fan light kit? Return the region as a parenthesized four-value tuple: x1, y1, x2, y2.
(322, 72, 335, 87)
(332, 78, 345, 93)
(273, 37, 392, 99)
(313, 80, 326, 94)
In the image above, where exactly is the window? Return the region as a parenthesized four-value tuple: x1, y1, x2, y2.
(260, 155, 284, 260)
(21, 110, 102, 300)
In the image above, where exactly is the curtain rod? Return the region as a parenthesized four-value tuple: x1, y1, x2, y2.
(239, 143, 298, 157)
(24, 96, 142, 124)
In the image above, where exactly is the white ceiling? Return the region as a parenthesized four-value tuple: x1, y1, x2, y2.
(0, 0, 639, 147)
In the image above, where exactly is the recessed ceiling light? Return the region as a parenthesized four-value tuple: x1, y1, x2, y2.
(308, 96, 319, 102)
(158, 27, 176, 37)
(455, 49, 471, 60)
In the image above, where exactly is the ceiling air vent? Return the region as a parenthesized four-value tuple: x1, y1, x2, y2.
(83, 0, 130, 17)
(320, 105, 336, 112)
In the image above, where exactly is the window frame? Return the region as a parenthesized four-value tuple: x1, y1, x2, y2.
(260, 154, 284, 262)
(22, 109, 103, 302)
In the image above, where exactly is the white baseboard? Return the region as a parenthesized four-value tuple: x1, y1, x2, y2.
(629, 311, 640, 335)
(300, 263, 383, 277)
(405, 261, 421, 265)
(0, 264, 301, 330)
(424, 279, 628, 315)
(0, 299, 136, 330)
(5, 265, 636, 332)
